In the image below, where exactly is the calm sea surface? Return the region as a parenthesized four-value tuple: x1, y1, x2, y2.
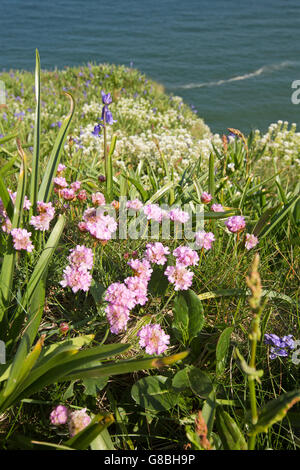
(1, 0, 300, 134)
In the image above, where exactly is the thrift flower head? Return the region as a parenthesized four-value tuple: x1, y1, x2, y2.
(57, 164, 66, 174)
(128, 258, 153, 281)
(60, 188, 76, 201)
(245, 233, 259, 250)
(145, 242, 170, 265)
(11, 228, 34, 252)
(50, 405, 69, 425)
(53, 176, 68, 189)
(201, 192, 213, 204)
(168, 208, 190, 223)
(77, 189, 87, 201)
(211, 203, 224, 212)
(173, 246, 199, 267)
(60, 265, 92, 293)
(137, 324, 170, 355)
(105, 282, 136, 310)
(68, 408, 91, 437)
(105, 303, 130, 334)
(225, 216, 246, 233)
(126, 199, 143, 211)
(143, 204, 164, 222)
(91, 192, 105, 206)
(68, 245, 94, 271)
(195, 231, 215, 250)
(30, 201, 55, 232)
(164, 264, 194, 291)
(70, 181, 81, 192)
(125, 276, 148, 306)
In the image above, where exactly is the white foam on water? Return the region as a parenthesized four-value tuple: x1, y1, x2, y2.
(177, 61, 296, 89)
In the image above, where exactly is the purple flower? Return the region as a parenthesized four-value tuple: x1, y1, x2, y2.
(50, 405, 69, 425)
(92, 124, 102, 137)
(137, 324, 170, 355)
(264, 333, 295, 359)
(101, 90, 112, 105)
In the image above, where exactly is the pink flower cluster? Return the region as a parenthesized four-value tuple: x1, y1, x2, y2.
(173, 246, 199, 266)
(60, 245, 93, 293)
(30, 201, 55, 231)
(105, 258, 152, 334)
(195, 230, 215, 250)
(137, 323, 170, 355)
(245, 233, 259, 250)
(53, 166, 83, 202)
(164, 264, 194, 291)
(211, 203, 224, 212)
(145, 242, 170, 265)
(11, 228, 34, 252)
(201, 192, 213, 204)
(225, 216, 246, 233)
(79, 207, 117, 242)
(50, 405, 91, 437)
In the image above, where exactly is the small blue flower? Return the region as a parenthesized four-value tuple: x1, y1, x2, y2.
(92, 124, 102, 137)
(101, 90, 112, 105)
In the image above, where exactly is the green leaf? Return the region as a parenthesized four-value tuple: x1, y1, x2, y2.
(208, 152, 215, 197)
(82, 377, 108, 396)
(216, 407, 248, 450)
(188, 368, 213, 398)
(249, 389, 300, 436)
(216, 327, 233, 376)
(131, 375, 179, 411)
(0, 131, 19, 145)
(173, 290, 205, 345)
(123, 174, 148, 202)
(252, 205, 281, 237)
(30, 49, 41, 208)
(38, 92, 75, 202)
(202, 390, 217, 438)
(90, 427, 115, 450)
(148, 265, 169, 297)
(172, 367, 190, 392)
(259, 194, 300, 239)
(106, 135, 116, 202)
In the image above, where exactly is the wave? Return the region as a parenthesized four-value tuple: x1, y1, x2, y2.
(177, 61, 296, 89)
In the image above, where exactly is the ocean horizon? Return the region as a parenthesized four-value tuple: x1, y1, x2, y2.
(1, 0, 300, 134)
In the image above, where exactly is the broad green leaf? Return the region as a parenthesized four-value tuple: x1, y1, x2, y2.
(82, 377, 108, 396)
(131, 375, 179, 411)
(172, 367, 190, 392)
(216, 407, 248, 450)
(249, 389, 300, 436)
(216, 327, 234, 376)
(202, 390, 217, 438)
(90, 427, 115, 450)
(173, 290, 205, 345)
(148, 265, 169, 297)
(188, 368, 213, 398)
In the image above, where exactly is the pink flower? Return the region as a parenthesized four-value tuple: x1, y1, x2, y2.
(105, 303, 130, 334)
(143, 204, 164, 222)
(8, 190, 31, 210)
(245, 233, 259, 250)
(211, 203, 224, 212)
(60, 188, 76, 201)
(77, 189, 87, 201)
(137, 324, 170, 355)
(71, 181, 81, 192)
(126, 199, 143, 211)
(50, 405, 69, 425)
(225, 216, 246, 233)
(1, 216, 12, 233)
(128, 258, 153, 281)
(68, 245, 94, 271)
(30, 201, 55, 231)
(168, 208, 190, 223)
(195, 231, 215, 250)
(60, 265, 92, 293)
(125, 276, 148, 306)
(57, 164, 66, 174)
(68, 408, 91, 437)
(164, 264, 194, 291)
(173, 246, 199, 266)
(11, 228, 34, 252)
(53, 176, 68, 189)
(105, 282, 136, 310)
(145, 242, 170, 265)
(201, 192, 212, 204)
(82, 208, 117, 241)
(91, 192, 106, 206)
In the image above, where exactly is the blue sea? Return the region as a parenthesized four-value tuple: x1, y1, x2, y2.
(1, 0, 300, 134)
